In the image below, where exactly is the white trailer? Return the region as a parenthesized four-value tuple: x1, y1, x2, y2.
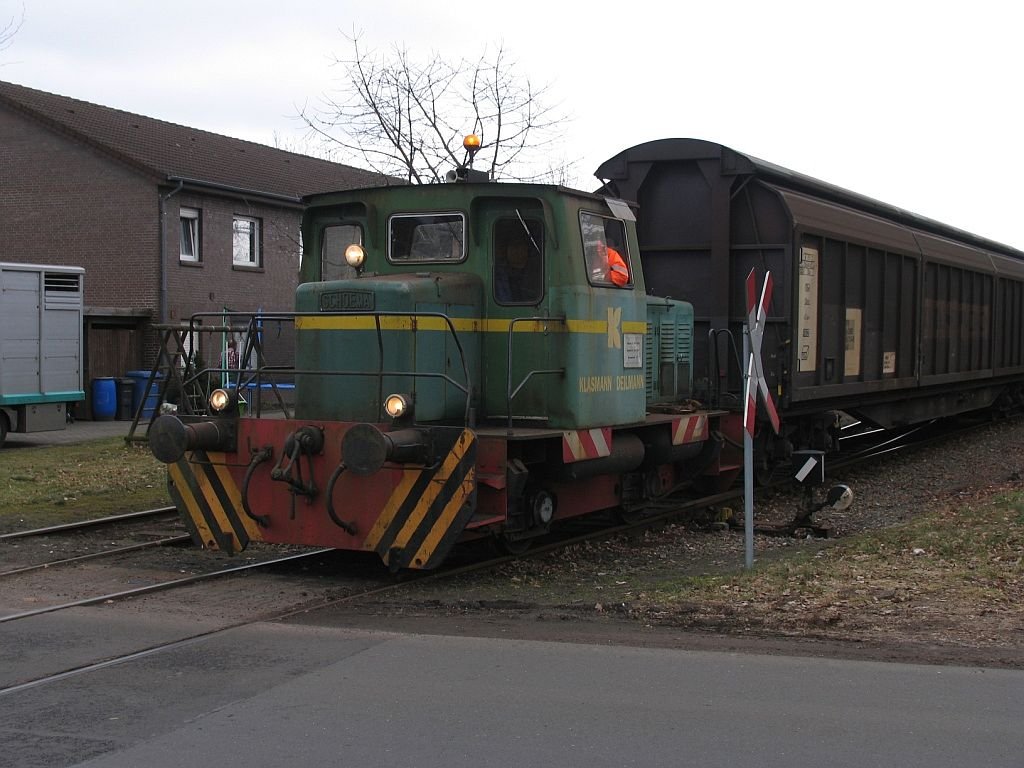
(0, 263, 85, 446)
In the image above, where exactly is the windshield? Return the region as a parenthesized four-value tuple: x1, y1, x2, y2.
(389, 213, 465, 263)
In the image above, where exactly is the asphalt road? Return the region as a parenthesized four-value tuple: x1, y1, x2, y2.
(1, 617, 1020, 767)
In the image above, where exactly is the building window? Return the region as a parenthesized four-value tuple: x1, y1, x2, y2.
(233, 216, 261, 267)
(180, 208, 200, 262)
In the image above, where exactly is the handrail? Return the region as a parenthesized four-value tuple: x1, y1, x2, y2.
(155, 309, 476, 426)
(707, 327, 743, 408)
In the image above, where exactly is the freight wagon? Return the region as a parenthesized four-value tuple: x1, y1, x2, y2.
(597, 139, 1024, 470)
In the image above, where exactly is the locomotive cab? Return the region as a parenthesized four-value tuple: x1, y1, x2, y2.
(296, 183, 654, 430)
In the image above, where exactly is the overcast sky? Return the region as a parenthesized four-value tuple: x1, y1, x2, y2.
(3, 0, 1022, 248)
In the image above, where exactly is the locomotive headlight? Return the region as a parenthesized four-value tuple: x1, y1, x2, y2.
(208, 388, 232, 414)
(384, 393, 410, 419)
(344, 243, 366, 268)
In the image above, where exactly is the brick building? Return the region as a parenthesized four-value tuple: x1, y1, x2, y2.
(0, 79, 382, 413)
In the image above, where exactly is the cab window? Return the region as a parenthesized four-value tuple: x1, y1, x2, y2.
(494, 218, 543, 304)
(321, 224, 362, 281)
(580, 212, 631, 288)
(389, 213, 465, 263)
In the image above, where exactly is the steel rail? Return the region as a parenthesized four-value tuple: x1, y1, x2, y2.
(0, 535, 191, 577)
(829, 416, 1002, 471)
(0, 497, 737, 696)
(0, 503, 712, 696)
(0, 548, 333, 625)
(0, 506, 178, 541)
(0, 549, 388, 697)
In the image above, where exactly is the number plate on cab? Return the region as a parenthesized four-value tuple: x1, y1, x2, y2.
(319, 291, 375, 311)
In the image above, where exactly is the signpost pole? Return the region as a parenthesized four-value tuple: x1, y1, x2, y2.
(743, 325, 754, 569)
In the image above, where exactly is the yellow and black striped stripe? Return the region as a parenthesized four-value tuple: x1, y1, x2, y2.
(168, 451, 263, 553)
(363, 428, 477, 570)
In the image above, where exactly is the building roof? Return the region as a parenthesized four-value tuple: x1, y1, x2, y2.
(0, 79, 388, 200)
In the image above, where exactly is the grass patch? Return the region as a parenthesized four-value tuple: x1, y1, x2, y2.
(637, 492, 1024, 641)
(0, 438, 171, 531)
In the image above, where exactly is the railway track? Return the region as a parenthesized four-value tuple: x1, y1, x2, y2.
(0, 487, 711, 694)
(0, 534, 191, 577)
(0, 505, 178, 541)
(0, 506, 186, 577)
(835, 411, 1008, 468)
(2, 412, 997, 574)
(0, 461, 862, 696)
(0, 413, 989, 585)
(0, 544, 419, 696)
(605, 412, 1015, 540)
(0, 526, 582, 696)
(0, 548, 333, 625)
(1, 413, 1007, 696)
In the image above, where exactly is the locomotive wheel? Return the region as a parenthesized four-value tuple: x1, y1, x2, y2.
(616, 506, 652, 525)
(494, 534, 533, 556)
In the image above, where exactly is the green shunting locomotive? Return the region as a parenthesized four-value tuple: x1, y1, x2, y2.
(149, 139, 733, 570)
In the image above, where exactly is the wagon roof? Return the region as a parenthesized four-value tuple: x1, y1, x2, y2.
(596, 138, 1024, 261)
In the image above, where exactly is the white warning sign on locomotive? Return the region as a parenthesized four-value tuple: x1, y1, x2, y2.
(623, 333, 643, 368)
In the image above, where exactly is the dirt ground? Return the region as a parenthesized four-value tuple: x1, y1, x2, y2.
(310, 420, 1024, 670)
(318, 534, 1024, 671)
(309, 599, 1024, 670)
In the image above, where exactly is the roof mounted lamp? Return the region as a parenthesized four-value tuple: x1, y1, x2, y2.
(446, 134, 489, 183)
(463, 133, 481, 166)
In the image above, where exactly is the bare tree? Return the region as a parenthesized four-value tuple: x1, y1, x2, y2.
(271, 130, 341, 162)
(300, 34, 572, 184)
(1, 5, 23, 56)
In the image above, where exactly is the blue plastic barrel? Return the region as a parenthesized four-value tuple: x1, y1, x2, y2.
(92, 377, 117, 421)
(125, 370, 164, 420)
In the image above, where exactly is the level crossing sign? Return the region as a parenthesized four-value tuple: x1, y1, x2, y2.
(744, 269, 781, 437)
(742, 268, 781, 569)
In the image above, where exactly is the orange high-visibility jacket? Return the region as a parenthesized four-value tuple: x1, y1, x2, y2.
(607, 246, 629, 286)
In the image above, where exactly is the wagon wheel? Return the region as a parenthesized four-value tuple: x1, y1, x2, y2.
(754, 457, 776, 486)
(753, 430, 778, 486)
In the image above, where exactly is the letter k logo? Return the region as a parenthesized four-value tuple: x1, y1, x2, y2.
(607, 307, 621, 349)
